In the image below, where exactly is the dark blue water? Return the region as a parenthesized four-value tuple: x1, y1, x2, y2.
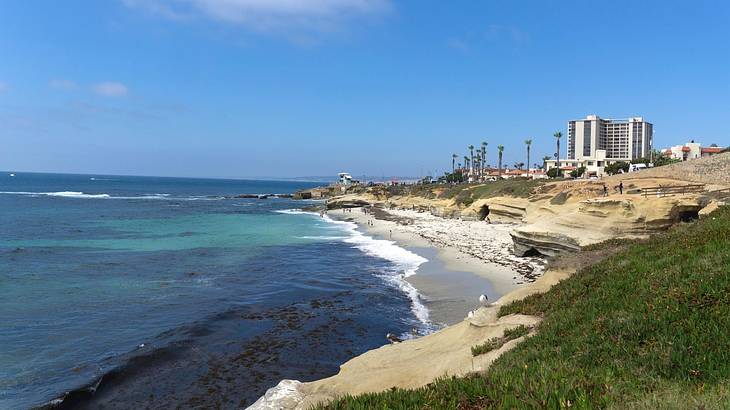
(0, 173, 426, 409)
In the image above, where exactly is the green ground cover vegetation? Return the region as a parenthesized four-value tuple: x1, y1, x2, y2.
(321, 205, 730, 409)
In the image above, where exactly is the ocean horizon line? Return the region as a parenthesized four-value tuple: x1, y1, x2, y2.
(1, 170, 426, 184)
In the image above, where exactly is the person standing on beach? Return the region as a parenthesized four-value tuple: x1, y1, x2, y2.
(619, 181, 624, 195)
(603, 184, 608, 197)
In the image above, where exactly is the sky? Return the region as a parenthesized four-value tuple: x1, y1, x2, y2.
(1, 0, 729, 179)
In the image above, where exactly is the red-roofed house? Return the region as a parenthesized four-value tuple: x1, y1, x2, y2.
(664, 141, 725, 161)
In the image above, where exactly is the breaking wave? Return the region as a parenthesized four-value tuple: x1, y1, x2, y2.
(276, 209, 432, 329)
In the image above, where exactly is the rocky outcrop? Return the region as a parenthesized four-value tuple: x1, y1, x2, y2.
(512, 195, 710, 257)
(326, 198, 372, 209)
(293, 187, 332, 200)
(457, 197, 528, 223)
(511, 230, 581, 258)
(428, 206, 463, 219)
(322, 183, 719, 261)
(249, 267, 573, 410)
(233, 193, 293, 199)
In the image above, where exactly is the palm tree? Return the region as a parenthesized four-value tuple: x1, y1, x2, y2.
(497, 145, 505, 178)
(524, 139, 532, 177)
(542, 155, 551, 169)
(481, 141, 488, 176)
(452, 154, 458, 173)
(468, 145, 475, 174)
(464, 156, 470, 173)
(553, 131, 563, 170)
(475, 153, 481, 178)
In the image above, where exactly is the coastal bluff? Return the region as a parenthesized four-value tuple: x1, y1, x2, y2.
(249, 154, 730, 408)
(250, 267, 573, 410)
(314, 153, 730, 258)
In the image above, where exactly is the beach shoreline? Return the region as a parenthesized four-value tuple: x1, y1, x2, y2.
(327, 206, 538, 326)
(248, 205, 548, 409)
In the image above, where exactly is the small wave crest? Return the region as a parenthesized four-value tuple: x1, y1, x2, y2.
(0, 191, 112, 199)
(274, 209, 318, 216)
(0, 191, 223, 201)
(327, 215, 431, 327)
(278, 209, 432, 329)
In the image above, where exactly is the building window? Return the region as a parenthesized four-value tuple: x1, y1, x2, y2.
(568, 121, 576, 160)
(583, 122, 592, 156)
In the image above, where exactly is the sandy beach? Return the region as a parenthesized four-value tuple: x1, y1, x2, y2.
(328, 206, 541, 326)
(249, 201, 569, 409)
(246, 205, 555, 409)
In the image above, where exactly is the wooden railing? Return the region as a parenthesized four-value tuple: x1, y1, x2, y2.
(641, 184, 705, 198)
(711, 187, 730, 199)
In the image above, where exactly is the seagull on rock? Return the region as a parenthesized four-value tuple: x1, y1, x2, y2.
(386, 333, 403, 344)
(479, 294, 489, 307)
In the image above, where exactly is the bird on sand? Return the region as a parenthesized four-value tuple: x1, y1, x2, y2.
(386, 333, 403, 344)
(471, 294, 491, 313)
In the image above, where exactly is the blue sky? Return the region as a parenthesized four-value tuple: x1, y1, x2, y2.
(1, 0, 729, 178)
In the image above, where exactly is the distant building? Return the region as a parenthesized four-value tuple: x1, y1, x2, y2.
(528, 169, 548, 179)
(338, 172, 353, 185)
(544, 159, 582, 178)
(663, 141, 725, 161)
(546, 114, 654, 178)
(567, 115, 653, 161)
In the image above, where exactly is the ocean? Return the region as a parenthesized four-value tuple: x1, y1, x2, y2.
(0, 172, 431, 409)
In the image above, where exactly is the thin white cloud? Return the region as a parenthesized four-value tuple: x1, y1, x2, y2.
(448, 25, 531, 54)
(93, 82, 129, 97)
(123, 0, 391, 35)
(50, 79, 77, 90)
(485, 24, 531, 45)
(447, 38, 470, 53)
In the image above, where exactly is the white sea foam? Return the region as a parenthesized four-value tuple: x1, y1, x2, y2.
(251, 209, 434, 409)
(297, 235, 349, 240)
(1, 191, 292, 201)
(277, 209, 432, 328)
(0, 191, 113, 199)
(50, 191, 112, 198)
(326, 215, 431, 327)
(274, 209, 318, 216)
(0, 191, 215, 201)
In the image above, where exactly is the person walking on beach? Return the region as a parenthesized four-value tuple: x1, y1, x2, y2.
(603, 184, 608, 197)
(619, 181, 624, 195)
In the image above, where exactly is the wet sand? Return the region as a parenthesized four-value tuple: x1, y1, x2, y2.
(330, 207, 524, 326)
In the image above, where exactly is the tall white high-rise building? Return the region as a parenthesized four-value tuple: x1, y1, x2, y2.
(567, 115, 653, 161)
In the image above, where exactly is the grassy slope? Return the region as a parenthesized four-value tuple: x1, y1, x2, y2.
(322, 206, 730, 409)
(406, 179, 546, 207)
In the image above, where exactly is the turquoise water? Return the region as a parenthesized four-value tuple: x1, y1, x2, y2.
(0, 173, 427, 408)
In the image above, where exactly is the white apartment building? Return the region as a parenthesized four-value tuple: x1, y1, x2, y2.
(567, 115, 653, 161)
(546, 115, 653, 177)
